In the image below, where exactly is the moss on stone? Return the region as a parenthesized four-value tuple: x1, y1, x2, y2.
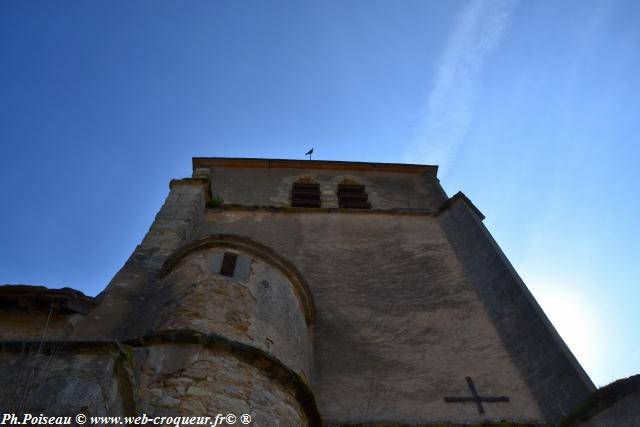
(114, 345, 137, 416)
(210, 193, 224, 207)
(118, 343, 134, 362)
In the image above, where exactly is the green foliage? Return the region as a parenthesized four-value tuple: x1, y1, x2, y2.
(210, 193, 224, 207)
(119, 344, 134, 362)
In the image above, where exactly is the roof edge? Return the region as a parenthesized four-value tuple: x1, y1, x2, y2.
(437, 191, 486, 220)
(192, 157, 438, 176)
(0, 284, 96, 314)
(561, 374, 640, 426)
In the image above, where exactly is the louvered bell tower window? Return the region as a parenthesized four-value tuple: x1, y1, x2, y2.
(291, 183, 321, 208)
(337, 184, 371, 209)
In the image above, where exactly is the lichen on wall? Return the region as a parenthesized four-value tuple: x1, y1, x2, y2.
(0, 344, 129, 416)
(135, 344, 308, 426)
(149, 246, 313, 379)
(208, 166, 445, 210)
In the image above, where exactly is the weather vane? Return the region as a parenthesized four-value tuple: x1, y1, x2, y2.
(305, 148, 314, 160)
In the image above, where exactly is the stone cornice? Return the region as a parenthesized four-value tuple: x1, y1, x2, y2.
(192, 157, 438, 176)
(207, 204, 437, 216)
(169, 177, 212, 203)
(436, 191, 486, 220)
(0, 284, 95, 314)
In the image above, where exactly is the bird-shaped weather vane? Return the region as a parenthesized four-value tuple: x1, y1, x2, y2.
(305, 148, 314, 160)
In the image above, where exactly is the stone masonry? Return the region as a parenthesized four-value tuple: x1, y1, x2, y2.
(0, 158, 603, 426)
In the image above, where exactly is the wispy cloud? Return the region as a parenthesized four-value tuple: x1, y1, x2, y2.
(406, 0, 517, 171)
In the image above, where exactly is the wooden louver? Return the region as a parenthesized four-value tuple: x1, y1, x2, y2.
(337, 184, 371, 209)
(291, 183, 321, 208)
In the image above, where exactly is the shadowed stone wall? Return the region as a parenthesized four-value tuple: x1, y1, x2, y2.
(6, 159, 596, 426)
(73, 181, 206, 340)
(63, 172, 320, 425)
(0, 344, 130, 416)
(0, 338, 319, 426)
(0, 311, 72, 339)
(562, 374, 640, 427)
(146, 246, 313, 379)
(0, 285, 95, 340)
(577, 390, 640, 427)
(438, 194, 595, 423)
(196, 209, 544, 425)
(207, 166, 446, 210)
(135, 344, 309, 426)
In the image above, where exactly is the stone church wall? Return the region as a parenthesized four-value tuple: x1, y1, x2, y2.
(147, 246, 313, 379)
(438, 194, 595, 422)
(3, 159, 595, 426)
(0, 339, 317, 426)
(576, 390, 640, 427)
(72, 181, 206, 340)
(562, 374, 640, 427)
(0, 285, 95, 340)
(207, 166, 446, 210)
(135, 344, 309, 426)
(0, 343, 130, 416)
(0, 311, 72, 340)
(53, 168, 320, 424)
(198, 209, 544, 425)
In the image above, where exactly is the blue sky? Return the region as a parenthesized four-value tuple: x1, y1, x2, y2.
(1, 0, 638, 387)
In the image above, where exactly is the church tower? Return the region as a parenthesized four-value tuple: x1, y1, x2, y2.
(0, 158, 594, 425)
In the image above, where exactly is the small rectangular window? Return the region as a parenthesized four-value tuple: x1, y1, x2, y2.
(220, 252, 238, 277)
(338, 184, 371, 209)
(291, 183, 321, 208)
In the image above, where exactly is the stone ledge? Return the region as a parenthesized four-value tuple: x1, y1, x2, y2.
(192, 157, 438, 176)
(131, 329, 322, 426)
(169, 177, 212, 203)
(206, 204, 437, 216)
(0, 284, 96, 314)
(437, 191, 485, 220)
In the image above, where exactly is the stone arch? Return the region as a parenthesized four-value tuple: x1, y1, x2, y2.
(335, 176, 372, 209)
(160, 234, 315, 325)
(290, 176, 322, 208)
(338, 176, 361, 186)
(292, 175, 319, 185)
